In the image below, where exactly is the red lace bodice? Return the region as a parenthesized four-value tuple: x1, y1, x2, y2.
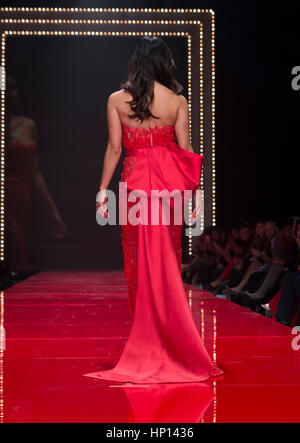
(121, 123, 177, 154)
(120, 123, 177, 182)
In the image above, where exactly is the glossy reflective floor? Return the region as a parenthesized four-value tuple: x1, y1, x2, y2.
(1, 270, 300, 423)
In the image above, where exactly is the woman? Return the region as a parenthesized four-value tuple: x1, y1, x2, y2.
(230, 220, 269, 295)
(84, 37, 223, 383)
(210, 238, 249, 292)
(183, 228, 218, 288)
(6, 75, 66, 271)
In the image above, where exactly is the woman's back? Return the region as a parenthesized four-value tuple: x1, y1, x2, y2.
(116, 81, 181, 129)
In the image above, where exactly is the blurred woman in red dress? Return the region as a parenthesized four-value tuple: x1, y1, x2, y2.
(5, 75, 66, 271)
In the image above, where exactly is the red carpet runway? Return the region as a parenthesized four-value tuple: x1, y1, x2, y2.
(1, 271, 300, 423)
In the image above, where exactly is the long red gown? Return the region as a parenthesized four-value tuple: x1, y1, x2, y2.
(6, 139, 38, 269)
(85, 123, 223, 383)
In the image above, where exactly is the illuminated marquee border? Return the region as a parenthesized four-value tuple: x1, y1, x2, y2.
(0, 8, 215, 261)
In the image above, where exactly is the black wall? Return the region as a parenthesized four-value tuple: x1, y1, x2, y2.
(3, 0, 299, 268)
(6, 35, 187, 269)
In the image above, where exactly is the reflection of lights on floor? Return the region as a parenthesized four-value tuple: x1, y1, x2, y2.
(0, 291, 4, 423)
(0, 353, 2, 424)
(213, 381, 217, 423)
(212, 310, 217, 423)
(200, 301, 205, 343)
(213, 310, 217, 364)
(188, 289, 192, 309)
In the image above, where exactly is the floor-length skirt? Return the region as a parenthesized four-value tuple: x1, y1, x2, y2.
(85, 140, 223, 383)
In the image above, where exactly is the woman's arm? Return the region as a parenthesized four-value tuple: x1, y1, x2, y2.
(96, 93, 122, 217)
(174, 95, 194, 153)
(174, 95, 203, 220)
(99, 92, 122, 190)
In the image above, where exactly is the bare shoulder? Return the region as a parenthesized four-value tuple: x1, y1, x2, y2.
(107, 89, 122, 103)
(108, 89, 131, 107)
(109, 88, 130, 99)
(178, 94, 189, 108)
(16, 116, 36, 135)
(16, 116, 35, 127)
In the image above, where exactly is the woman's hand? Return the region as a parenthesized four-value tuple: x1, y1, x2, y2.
(189, 188, 202, 222)
(96, 188, 110, 218)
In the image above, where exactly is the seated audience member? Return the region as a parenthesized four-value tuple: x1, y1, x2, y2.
(210, 238, 249, 292)
(229, 220, 268, 294)
(194, 226, 238, 288)
(273, 220, 300, 326)
(186, 221, 253, 291)
(182, 218, 299, 317)
(292, 216, 300, 237)
(209, 226, 232, 269)
(239, 222, 253, 254)
(282, 219, 300, 270)
(182, 227, 217, 285)
(242, 220, 296, 302)
(220, 229, 229, 250)
(224, 227, 240, 258)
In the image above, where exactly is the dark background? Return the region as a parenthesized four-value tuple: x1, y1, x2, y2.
(6, 36, 187, 268)
(3, 0, 299, 268)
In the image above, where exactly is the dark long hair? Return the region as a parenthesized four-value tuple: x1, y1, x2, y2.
(120, 36, 183, 123)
